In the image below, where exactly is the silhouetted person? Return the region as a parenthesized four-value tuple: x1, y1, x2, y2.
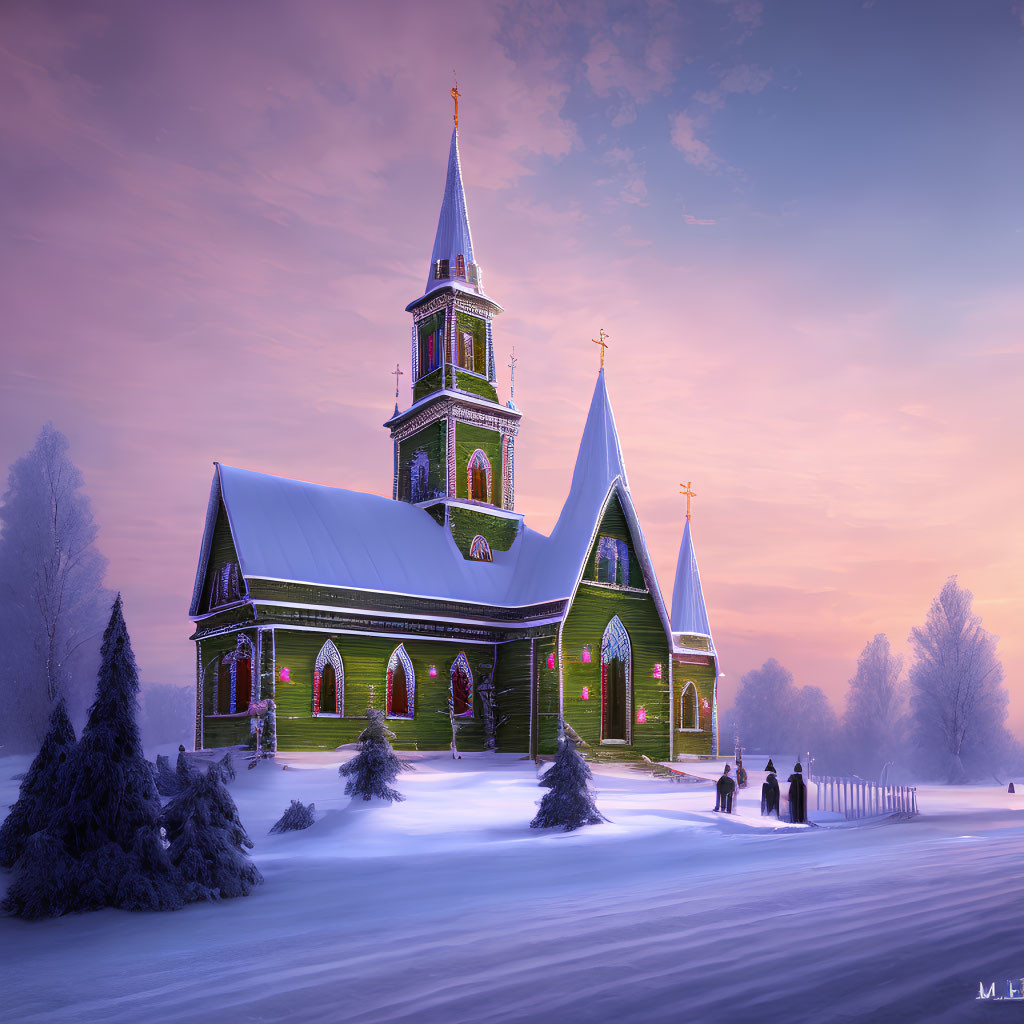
(715, 764, 736, 813)
(761, 770, 780, 817)
(788, 762, 807, 823)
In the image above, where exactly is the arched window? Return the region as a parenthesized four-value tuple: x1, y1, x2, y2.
(213, 635, 255, 715)
(410, 450, 430, 503)
(469, 535, 492, 562)
(679, 681, 699, 730)
(387, 645, 415, 718)
(601, 616, 631, 743)
(216, 658, 232, 715)
(451, 652, 474, 717)
(313, 640, 344, 717)
(233, 634, 254, 713)
(467, 449, 491, 503)
(455, 253, 466, 277)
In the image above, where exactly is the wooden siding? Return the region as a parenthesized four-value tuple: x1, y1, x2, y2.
(413, 365, 444, 403)
(449, 506, 520, 559)
(455, 422, 502, 505)
(198, 630, 257, 750)
(397, 422, 446, 502)
(560, 585, 671, 761)
(273, 631, 498, 752)
(493, 638, 532, 752)
(453, 369, 498, 404)
(672, 659, 716, 756)
(197, 502, 242, 614)
(581, 495, 644, 588)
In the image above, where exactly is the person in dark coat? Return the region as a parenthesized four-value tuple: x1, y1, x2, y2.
(715, 765, 736, 813)
(788, 762, 807, 823)
(761, 770, 780, 817)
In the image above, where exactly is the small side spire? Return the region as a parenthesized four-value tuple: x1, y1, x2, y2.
(671, 518, 712, 639)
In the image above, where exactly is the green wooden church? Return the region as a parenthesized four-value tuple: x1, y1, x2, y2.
(188, 114, 720, 761)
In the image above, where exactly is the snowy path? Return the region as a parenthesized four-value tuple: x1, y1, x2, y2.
(1, 752, 1022, 1024)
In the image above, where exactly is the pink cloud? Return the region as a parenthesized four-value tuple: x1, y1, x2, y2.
(669, 110, 717, 168)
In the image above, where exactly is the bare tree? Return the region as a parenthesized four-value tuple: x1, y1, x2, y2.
(908, 577, 1009, 782)
(842, 634, 906, 779)
(0, 425, 109, 748)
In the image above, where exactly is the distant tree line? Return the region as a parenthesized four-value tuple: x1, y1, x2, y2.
(721, 577, 1018, 783)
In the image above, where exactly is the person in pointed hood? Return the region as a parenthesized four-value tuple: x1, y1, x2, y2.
(764, 758, 777, 774)
(761, 766, 780, 818)
(715, 764, 736, 813)
(788, 762, 807, 823)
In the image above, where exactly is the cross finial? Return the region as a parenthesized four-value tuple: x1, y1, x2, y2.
(451, 73, 461, 130)
(392, 362, 404, 399)
(507, 347, 518, 401)
(680, 480, 697, 522)
(592, 328, 609, 369)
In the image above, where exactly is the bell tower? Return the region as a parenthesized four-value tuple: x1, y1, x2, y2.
(385, 96, 522, 559)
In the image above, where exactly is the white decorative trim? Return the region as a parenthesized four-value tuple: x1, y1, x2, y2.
(313, 639, 344, 716)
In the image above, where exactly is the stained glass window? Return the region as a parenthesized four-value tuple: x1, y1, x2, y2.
(387, 646, 415, 718)
(468, 450, 491, 503)
(417, 312, 444, 379)
(601, 616, 631, 742)
(596, 537, 630, 586)
(313, 640, 344, 716)
(410, 450, 430, 503)
(469, 535, 492, 561)
(451, 652, 473, 717)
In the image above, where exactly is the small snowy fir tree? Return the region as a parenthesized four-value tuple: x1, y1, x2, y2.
(154, 754, 179, 796)
(339, 708, 410, 803)
(162, 764, 263, 901)
(269, 800, 316, 834)
(218, 751, 236, 782)
(0, 698, 76, 869)
(2, 594, 183, 919)
(175, 749, 199, 791)
(531, 735, 605, 831)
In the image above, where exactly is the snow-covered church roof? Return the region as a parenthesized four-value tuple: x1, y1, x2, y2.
(671, 518, 715, 649)
(191, 372, 669, 631)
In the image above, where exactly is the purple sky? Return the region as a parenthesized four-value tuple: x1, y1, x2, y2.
(2, 0, 1022, 730)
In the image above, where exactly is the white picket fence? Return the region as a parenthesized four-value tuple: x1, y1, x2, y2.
(813, 775, 918, 820)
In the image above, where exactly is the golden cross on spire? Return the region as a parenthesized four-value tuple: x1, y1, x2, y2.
(392, 362, 404, 398)
(592, 328, 610, 369)
(451, 73, 461, 130)
(680, 480, 697, 522)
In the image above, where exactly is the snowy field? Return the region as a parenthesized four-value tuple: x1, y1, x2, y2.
(2, 750, 1022, 1024)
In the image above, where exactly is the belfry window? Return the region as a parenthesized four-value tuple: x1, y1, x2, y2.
(469, 535, 492, 562)
(451, 652, 473, 717)
(455, 254, 466, 277)
(417, 312, 444, 379)
(387, 645, 415, 718)
(596, 537, 630, 587)
(467, 450, 492, 503)
(410, 450, 430, 503)
(435, 258, 450, 280)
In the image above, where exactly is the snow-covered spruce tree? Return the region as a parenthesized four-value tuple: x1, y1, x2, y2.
(0, 424, 110, 750)
(0, 698, 76, 869)
(531, 735, 605, 831)
(842, 634, 907, 779)
(154, 754, 178, 796)
(176, 749, 198, 791)
(162, 764, 263, 901)
(2, 594, 182, 918)
(339, 708, 411, 803)
(218, 751, 236, 782)
(269, 800, 316, 834)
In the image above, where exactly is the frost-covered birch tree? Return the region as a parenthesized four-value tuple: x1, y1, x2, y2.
(908, 577, 1010, 782)
(0, 425, 109, 748)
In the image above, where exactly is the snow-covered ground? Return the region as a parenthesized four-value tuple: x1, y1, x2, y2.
(2, 749, 1022, 1023)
